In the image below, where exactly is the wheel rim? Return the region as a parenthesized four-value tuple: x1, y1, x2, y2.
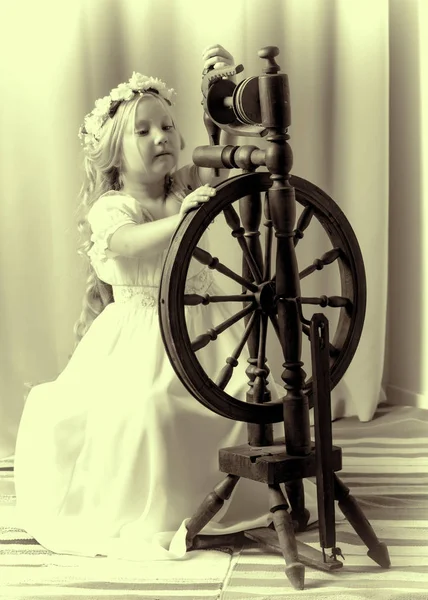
(159, 172, 366, 424)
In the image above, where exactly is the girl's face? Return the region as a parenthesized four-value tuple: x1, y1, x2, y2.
(121, 94, 181, 184)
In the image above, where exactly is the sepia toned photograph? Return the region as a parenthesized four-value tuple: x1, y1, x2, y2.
(0, 0, 427, 598)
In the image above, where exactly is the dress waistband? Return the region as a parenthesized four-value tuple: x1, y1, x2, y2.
(112, 267, 214, 308)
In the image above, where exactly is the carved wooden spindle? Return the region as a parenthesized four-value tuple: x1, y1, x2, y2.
(193, 247, 258, 292)
(299, 248, 342, 280)
(258, 46, 311, 456)
(216, 312, 257, 390)
(300, 295, 351, 309)
(293, 206, 314, 247)
(191, 303, 255, 352)
(223, 205, 262, 284)
(184, 293, 256, 305)
(239, 187, 273, 446)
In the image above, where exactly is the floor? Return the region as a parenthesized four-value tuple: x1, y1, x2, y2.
(1, 403, 427, 600)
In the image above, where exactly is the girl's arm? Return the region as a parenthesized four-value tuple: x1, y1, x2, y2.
(109, 185, 216, 258)
(109, 214, 182, 259)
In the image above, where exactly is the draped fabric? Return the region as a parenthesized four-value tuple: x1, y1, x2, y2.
(0, 0, 425, 458)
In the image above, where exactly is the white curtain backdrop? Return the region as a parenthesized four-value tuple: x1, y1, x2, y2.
(0, 0, 424, 459)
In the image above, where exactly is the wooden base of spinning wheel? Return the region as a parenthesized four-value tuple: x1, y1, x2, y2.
(184, 451, 342, 591)
(185, 451, 390, 590)
(218, 442, 345, 579)
(184, 315, 390, 591)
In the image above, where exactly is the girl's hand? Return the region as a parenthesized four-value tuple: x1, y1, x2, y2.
(202, 44, 235, 74)
(179, 184, 216, 216)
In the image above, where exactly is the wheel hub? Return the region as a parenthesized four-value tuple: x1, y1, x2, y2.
(256, 281, 277, 315)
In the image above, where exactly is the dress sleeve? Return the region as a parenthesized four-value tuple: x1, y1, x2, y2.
(87, 194, 143, 262)
(169, 164, 204, 200)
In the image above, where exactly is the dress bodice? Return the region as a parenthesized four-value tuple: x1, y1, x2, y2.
(86, 164, 210, 293)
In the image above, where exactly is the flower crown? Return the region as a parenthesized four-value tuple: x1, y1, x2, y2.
(78, 72, 177, 149)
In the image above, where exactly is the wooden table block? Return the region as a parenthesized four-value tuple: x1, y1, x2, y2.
(219, 439, 342, 484)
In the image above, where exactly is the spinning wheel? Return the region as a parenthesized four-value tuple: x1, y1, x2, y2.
(159, 46, 390, 590)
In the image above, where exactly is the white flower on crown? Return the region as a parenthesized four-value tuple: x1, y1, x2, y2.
(110, 83, 134, 102)
(129, 72, 152, 89)
(129, 73, 177, 104)
(92, 95, 112, 117)
(78, 72, 176, 148)
(83, 114, 104, 135)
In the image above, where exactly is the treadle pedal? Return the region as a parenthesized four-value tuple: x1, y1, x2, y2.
(245, 527, 343, 571)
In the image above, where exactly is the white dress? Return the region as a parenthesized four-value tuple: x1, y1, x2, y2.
(14, 164, 319, 561)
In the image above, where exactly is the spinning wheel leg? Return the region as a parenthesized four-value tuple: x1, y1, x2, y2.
(283, 479, 310, 532)
(334, 474, 391, 568)
(269, 484, 305, 590)
(185, 474, 240, 550)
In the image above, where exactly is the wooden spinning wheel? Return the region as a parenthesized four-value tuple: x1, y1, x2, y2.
(158, 46, 389, 591)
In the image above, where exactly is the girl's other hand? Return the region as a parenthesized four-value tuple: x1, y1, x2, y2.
(202, 44, 235, 73)
(179, 184, 216, 216)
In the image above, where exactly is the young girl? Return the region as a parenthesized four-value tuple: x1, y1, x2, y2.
(13, 45, 317, 561)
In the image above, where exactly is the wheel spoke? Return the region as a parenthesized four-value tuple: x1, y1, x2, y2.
(263, 193, 273, 281)
(293, 206, 314, 247)
(223, 205, 263, 284)
(184, 293, 256, 306)
(193, 247, 258, 292)
(300, 295, 352, 311)
(191, 303, 256, 352)
(216, 311, 258, 390)
(299, 248, 342, 280)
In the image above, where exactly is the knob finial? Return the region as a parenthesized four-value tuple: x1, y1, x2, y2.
(258, 46, 280, 74)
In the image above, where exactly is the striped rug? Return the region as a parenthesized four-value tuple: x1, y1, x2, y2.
(1, 404, 427, 599)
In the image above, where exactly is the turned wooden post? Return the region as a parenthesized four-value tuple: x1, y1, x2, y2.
(236, 147, 274, 447)
(258, 47, 311, 457)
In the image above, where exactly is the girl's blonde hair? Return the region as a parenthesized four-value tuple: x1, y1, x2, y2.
(73, 92, 184, 347)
